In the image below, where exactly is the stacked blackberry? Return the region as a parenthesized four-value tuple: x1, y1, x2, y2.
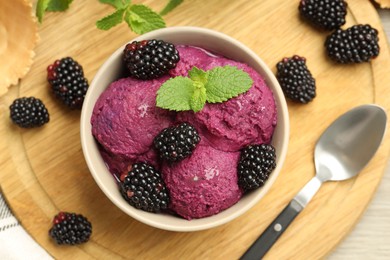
(238, 144, 277, 192)
(154, 122, 201, 162)
(123, 39, 180, 80)
(119, 163, 170, 213)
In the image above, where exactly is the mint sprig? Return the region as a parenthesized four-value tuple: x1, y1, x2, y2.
(156, 66, 253, 112)
(36, 0, 73, 23)
(96, 0, 183, 34)
(35, 0, 182, 34)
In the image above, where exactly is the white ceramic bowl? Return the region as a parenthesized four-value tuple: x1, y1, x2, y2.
(80, 26, 289, 232)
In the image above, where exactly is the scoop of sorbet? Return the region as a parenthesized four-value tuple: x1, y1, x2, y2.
(91, 77, 175, 160)
(175, 46, 277, 152)
(162, 144, 243, 220)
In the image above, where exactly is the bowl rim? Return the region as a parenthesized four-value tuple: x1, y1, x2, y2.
(80, 26, 289, 232)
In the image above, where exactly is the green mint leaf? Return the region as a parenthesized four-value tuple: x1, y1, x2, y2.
(189, 66, 208, 85)
(98, 0, 126, 9)
(36, 0, 50, 23)
(47, 0, 73, 11)
(96, 8, 125, 30)
(190, 81, 207, 112)
(124, 9, 141, 25)
(160, 0, 183, 16)
(125, 4, 166, 34)
(36, 0, 74, 23)
(205, 66, 253, 103)
(156, 77, 195, 111)
(157, 66, 253, 113)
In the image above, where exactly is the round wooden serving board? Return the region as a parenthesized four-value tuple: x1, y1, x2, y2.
(1, 0, 390, 259)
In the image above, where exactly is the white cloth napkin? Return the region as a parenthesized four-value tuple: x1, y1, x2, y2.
(0, 193, 53, 260)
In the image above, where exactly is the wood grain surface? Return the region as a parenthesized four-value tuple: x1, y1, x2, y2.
(330, 9, 390, 259)
(1, 0, 390, 259)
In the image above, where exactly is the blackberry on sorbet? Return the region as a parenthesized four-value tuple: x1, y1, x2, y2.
(325, 24, 380, 63)
(9, 97, 49, 128)
(123, 39, 180, 80)
(49, 212, 92, 245)
(47, 57, 89, 109)
(299, 0, 348, 30)
(120, 162, 170, 213)
(238, 144, 276, 192)
(276, 55, 316, 104)
(154, 122, 200, 162)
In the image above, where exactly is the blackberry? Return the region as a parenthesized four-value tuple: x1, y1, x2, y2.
(238, 144, 277, 192)
(47, 57, 89, 109)
(154, 122, 200, 162)
(123, 39, 180, 80)
(325, 24, 380, 63)
(120, 162, 170, 213)
(49, 212, 92, 245)
(299, 0, 347, 30)
(9, 97, 49, 128)
(276, 55, 316, 103)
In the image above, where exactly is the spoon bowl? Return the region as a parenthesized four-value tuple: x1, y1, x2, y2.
(241, 104, 387, 259)
(315, 105, 387, 182)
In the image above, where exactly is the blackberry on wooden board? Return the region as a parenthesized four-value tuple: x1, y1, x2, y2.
(299, 0, 348, 30)
(9, 97, 49, 128)
(47, 57, 89, 109)
(49, 212, 92, 245)
(276, 55, 316, 104)
(325, 24, 380, 64)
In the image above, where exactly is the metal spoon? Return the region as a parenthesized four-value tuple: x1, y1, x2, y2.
(241, 104, 387, 260)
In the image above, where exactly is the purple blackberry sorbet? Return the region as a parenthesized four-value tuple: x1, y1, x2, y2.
(91, 45, 277, 219)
